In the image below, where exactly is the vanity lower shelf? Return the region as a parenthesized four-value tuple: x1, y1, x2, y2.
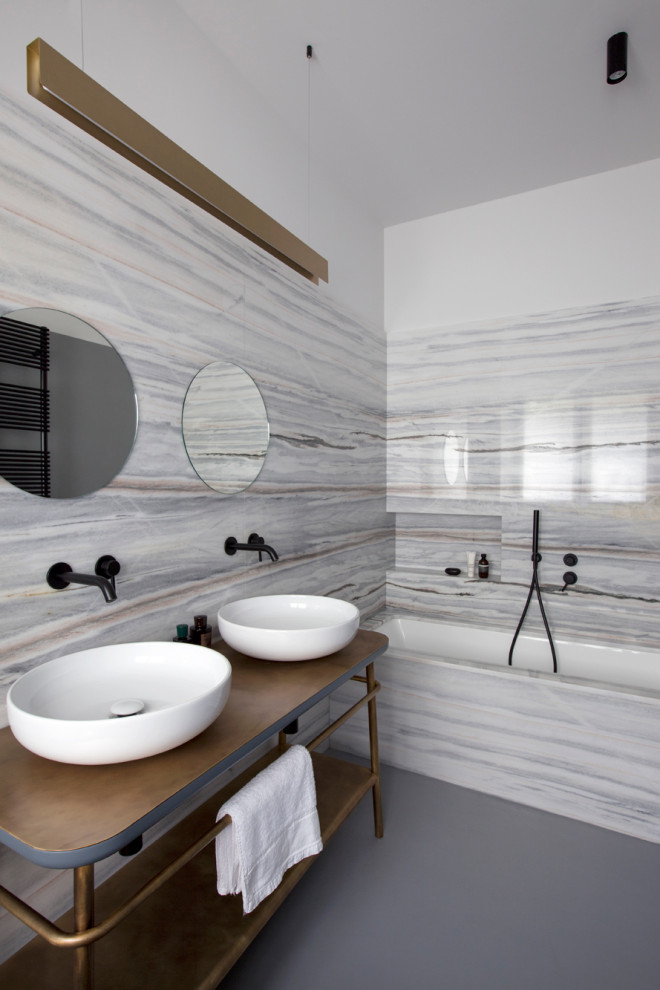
(1, 749, 375, 990)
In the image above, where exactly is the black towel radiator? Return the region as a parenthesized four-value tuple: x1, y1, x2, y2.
(0, 315, 51, 497)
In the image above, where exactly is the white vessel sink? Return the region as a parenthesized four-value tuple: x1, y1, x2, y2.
(7, 642, 232, 765)
(217, 594, 360, 661)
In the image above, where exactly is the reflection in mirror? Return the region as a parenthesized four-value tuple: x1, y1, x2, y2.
(182, 362, 269, 494)
(0, 308, 138, 498)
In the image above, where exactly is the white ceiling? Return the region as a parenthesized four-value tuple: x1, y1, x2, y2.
(181, 0, 660, 227)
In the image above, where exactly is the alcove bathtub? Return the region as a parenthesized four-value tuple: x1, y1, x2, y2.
(330, 612, 660, 844)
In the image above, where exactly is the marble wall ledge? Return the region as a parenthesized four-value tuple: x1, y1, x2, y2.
(386, 565, 660, 652)
(388, 479, 660, 648)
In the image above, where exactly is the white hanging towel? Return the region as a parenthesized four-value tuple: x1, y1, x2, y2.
(215, 744, 323, 913)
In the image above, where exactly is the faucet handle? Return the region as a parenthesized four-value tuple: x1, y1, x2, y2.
(95, 555, 121, 579)
(561, 571, 578, 592)
(248, 533, 279, 561)
(95, 555, 120, 595)
(248, 533, 266, 561)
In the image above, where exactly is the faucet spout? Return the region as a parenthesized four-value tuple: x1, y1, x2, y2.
(225, 533, 279, 562)
(66, 571, 117, 602)
(47, 562, 118, 602)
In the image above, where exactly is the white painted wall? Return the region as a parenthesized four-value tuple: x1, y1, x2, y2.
(2, 0, 383, 327)
(385, 158, 660, 332)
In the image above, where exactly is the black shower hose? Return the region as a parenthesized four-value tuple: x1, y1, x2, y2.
(508, 510, 558, 673)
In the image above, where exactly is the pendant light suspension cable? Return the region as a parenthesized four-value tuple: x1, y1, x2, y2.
(306, 44, 313, 244)
(79, 0, 85, 71)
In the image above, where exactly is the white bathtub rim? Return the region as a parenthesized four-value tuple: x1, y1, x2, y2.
(371, 612, 660, 702)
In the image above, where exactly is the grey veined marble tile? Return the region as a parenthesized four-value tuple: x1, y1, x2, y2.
(388, 296, 660, 506)
(0, 90, 389, 711)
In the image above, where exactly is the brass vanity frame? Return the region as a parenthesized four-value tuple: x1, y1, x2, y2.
(0, 632, 385, 989)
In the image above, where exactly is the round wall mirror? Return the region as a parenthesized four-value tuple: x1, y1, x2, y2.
(0, 308, 138, 498)
(182, 361, 269, 494)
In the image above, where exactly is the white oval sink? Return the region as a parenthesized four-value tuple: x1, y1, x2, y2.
(7, 642, 232, 765)
(217, 594, 359, 661)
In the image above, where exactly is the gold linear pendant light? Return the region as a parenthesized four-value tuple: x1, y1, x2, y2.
(26, 39, 328, 284)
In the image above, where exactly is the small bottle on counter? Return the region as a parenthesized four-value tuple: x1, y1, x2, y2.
(478, 553, 489, 579)
(192, 614, 212, 647)
(172, 623, 189, 642)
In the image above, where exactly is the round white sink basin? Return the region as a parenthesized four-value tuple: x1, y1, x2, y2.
(7, 642, 232, 765)
(217, 594, 359, 661)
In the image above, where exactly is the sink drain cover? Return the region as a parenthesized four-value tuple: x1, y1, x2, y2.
(110, 698, 145, 717)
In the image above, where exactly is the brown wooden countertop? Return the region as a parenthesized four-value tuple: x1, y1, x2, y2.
(0, 629, 387, 867)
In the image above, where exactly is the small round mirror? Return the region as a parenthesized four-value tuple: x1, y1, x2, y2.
(182, 361, 269, 494)
(0, 308, 138, 498)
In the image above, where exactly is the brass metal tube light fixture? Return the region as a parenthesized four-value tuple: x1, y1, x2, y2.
(26, 39, 328, 284)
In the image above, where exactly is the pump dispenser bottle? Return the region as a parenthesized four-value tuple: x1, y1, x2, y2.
(192, 614, 212, 647)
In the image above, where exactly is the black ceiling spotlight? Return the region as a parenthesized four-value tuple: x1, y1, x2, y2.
(607, 31, 628, 84)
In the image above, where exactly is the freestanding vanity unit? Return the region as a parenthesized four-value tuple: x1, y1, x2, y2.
(0, 629, 387, 989)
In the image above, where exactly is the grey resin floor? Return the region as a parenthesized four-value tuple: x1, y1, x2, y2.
(218, 754, 660, 990)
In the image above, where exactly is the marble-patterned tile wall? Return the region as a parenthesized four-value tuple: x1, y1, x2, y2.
(387, 298, 660, 650)
(0, 88, 389, 706)
(0, 89, 389, 962)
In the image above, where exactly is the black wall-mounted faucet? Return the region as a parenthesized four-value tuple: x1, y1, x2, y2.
(225, 533, 279, 562)
(47, 556, 121, 602)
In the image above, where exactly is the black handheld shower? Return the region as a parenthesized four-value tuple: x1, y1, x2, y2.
(508, 509, 558, 673)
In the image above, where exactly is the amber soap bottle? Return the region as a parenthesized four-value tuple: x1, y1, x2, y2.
(192, 614, 212, 647)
